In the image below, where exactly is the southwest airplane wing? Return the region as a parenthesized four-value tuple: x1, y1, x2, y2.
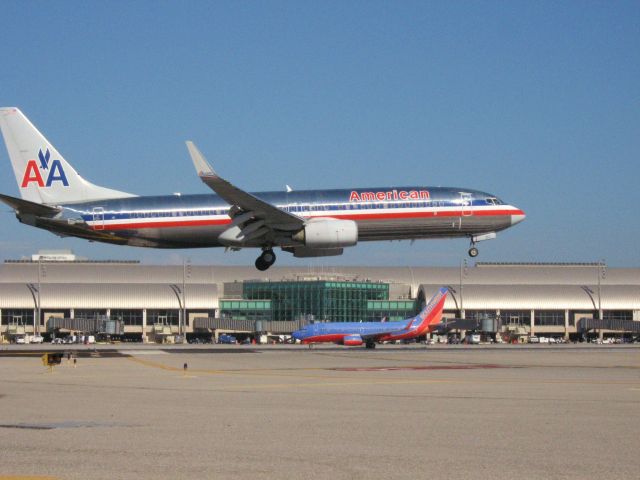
(363, 287, 448, 342)
(360, 326, 411, 341)
(186, 141, 304, 229)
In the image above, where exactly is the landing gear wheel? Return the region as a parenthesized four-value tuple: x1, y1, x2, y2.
(468, 247, 479, 258)
(365, 340, 376, 349)
(255, 248, 277, 271)
(262, 249, 276, 265)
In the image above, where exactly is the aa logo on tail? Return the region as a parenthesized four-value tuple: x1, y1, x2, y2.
(21, 149, 69, 187)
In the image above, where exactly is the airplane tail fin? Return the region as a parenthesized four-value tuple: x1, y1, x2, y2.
(409, 287, 448, 334)
(0, 107, 134, 205)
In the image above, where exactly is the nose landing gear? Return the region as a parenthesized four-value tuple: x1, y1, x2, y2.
(255, 248, 276, 271)
(467, 232, 497, 258)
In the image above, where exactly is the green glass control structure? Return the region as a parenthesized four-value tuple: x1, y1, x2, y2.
(219, 280, 418, 323)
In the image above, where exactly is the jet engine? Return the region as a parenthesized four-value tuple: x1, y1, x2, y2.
(293, 219, 358, 249)
(342, 334, 363, 346)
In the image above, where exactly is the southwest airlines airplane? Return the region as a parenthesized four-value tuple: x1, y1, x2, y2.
(0, 108, 525, 270)
(292, 287, 448, 348)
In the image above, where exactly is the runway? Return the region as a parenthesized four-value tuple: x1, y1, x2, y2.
(0, 345, 638, 479)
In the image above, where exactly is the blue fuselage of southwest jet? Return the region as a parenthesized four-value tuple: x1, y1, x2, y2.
(292, 286, 449, 348)
(293, 319, 418, 344)
(48, 187, 524, 249)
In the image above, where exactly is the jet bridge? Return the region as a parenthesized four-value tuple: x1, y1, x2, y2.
(46, 317, 123, 336)
(576, 318, 640, 334)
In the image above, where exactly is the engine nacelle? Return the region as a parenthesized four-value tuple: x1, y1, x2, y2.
(342, 334, 363, 346)
(293, 219, 358, 249)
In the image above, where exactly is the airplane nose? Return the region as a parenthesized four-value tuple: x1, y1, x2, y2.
(511, 209, 526, 225)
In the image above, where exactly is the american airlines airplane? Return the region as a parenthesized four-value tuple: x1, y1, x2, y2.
(292, 287, 448, 348)
(0, 108, 525, 270)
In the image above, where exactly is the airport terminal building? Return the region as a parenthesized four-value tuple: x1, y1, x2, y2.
(0, 255, 638, 343)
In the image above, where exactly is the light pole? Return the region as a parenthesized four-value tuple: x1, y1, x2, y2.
(459, 259, 468, 318)
(36, 258, 46, 335)
(169, 284, 183, 340)
(181, 259, 191, 344)
(597, 260, 606, 320)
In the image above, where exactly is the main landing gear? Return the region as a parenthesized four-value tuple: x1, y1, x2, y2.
(255, 248, 276, 271)
(365, 340, 376, 349)
(468, 245, 479, 258)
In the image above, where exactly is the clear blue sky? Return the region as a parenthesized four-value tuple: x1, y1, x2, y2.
(1, 1, 638, 267)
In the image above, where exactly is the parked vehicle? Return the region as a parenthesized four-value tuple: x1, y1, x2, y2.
(465, 333, 481, 344)
(529, 336, 539, 343)
(218, 334, 237, 344)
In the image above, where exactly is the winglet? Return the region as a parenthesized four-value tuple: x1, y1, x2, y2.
(186, 141, 216, 177)
(184, 141, 304, 227)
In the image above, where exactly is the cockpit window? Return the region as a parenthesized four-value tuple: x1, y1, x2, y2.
(486, 197, 504, 205)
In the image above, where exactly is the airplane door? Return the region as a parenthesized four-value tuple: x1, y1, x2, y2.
(92, 207, 105, 230)
(458, 193, 472, 230)
(460, 193, 472, 216)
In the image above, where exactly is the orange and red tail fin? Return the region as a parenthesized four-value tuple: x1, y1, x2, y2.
(409, 287, 448, 334)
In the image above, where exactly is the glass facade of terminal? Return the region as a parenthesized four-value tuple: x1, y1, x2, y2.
(219, 280, 415, 323)
(219, 300, 272, 322)
(366, 300, 418, 321)
(147, 309, 179, 326)
(500, 310, 531, 326)
(110, 309, 144, 326)
(534, 310, 565, 326)
(1, 309, 34, 325)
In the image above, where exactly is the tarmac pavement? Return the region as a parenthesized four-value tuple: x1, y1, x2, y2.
(0, 344, 638, 480)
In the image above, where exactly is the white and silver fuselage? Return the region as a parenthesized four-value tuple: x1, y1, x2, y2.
(45, 186, 524, 248)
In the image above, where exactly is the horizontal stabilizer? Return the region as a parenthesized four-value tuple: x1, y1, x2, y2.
(0, 192, 60, 217)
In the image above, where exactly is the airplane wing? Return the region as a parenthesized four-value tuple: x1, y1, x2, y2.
(186, 142, 304, 245)
(360, 327, 408, 342)
(0, 192, 60, 217)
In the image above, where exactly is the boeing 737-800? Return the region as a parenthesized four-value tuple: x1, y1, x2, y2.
(292, 287, 448, 348)
(0, 108, 525, 270)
